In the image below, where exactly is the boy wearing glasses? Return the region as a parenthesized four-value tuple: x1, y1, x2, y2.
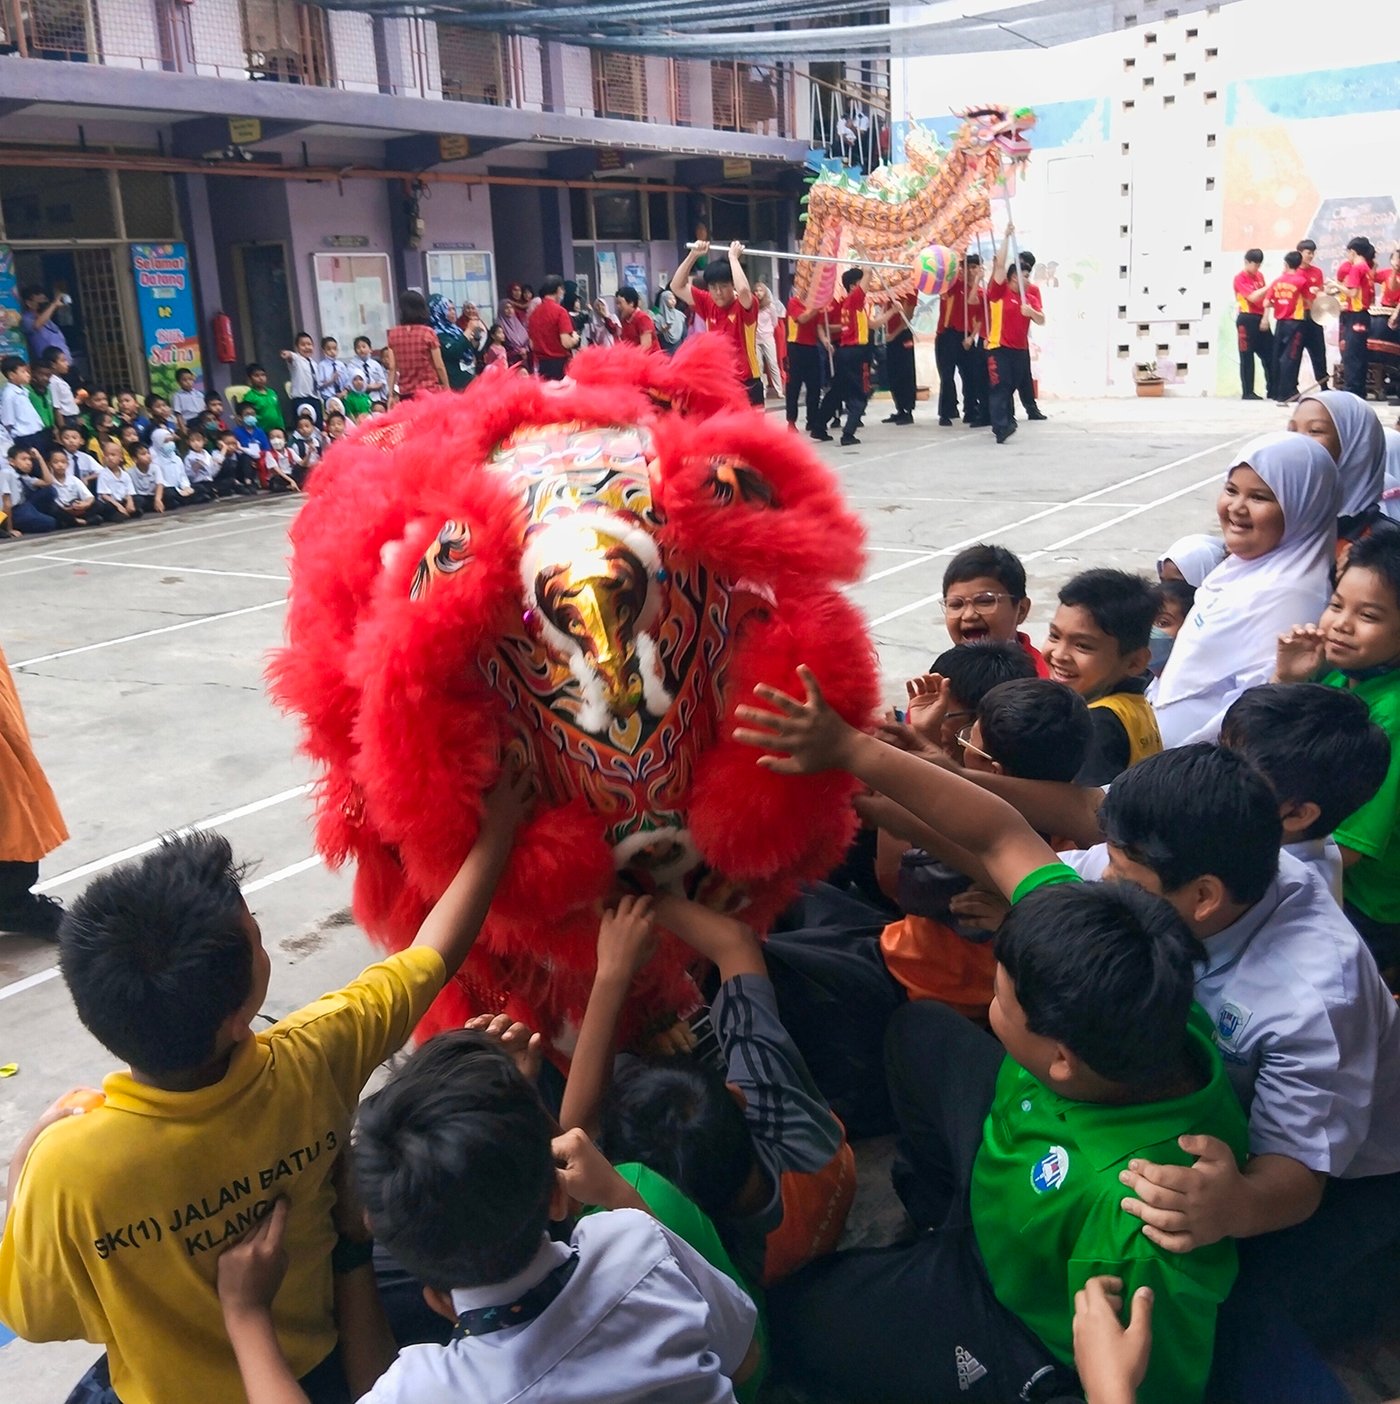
(941, 543, 1049, 677)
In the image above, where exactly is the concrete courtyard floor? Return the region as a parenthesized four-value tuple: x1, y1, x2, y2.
(2, 392, 1396, 1401)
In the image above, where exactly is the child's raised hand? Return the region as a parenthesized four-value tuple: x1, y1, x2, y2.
(905, 673, 951, 749)
(596, 894, 657, 984)
(480, 764, 536, 835)
(948, 887, 1010, 934)
(552, 1127, 644, 1213)
(1072, 1275, 1153, 1404)
(464, 1012, 544, 1082)
(217, 1199, 290, 1317)
(732, 665, 855, 774)
(1274, 623, 1327, 683)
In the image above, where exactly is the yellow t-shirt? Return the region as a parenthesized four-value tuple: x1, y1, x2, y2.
(0, 946, 445, 1404)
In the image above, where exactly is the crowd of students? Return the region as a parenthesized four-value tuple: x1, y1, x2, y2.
(6, 343, 1400, 1403)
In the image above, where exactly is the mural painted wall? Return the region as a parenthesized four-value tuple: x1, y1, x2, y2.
(1215, 61, 1400, 393)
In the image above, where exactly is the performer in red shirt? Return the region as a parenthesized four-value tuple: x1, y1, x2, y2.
(669, 239, 763, 405)
(960, 254, 989, 428)
(984, 225, 1045, 445)
(527, 276, 580, 381)
(817, 268, 873, 446)
(1233, 248, 1272, 400)
(1264, 251, 1309, 402)
(785, 291, 830, 437)
(881, 291, 920, 427)
(935, 267, 971, 427)
(1378, 248, 1400, 310)
(1295, 240, 1330, 391)
(611, 286, 657, 351)
(1339, 236, 1377, 397)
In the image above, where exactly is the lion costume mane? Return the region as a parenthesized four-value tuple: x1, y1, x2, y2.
(269, 339, 879, 1047)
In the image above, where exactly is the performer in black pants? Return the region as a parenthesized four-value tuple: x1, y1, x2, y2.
(784, 291, 829, 437)
(882, 294, 917, 426)
(1233, 248, 1273, 399)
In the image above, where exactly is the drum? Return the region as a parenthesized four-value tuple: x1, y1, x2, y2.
(1368, 312, 1400, 370)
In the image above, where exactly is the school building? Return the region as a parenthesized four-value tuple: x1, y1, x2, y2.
(891, 0, 1400, 397)
(0, 0, 887, 394)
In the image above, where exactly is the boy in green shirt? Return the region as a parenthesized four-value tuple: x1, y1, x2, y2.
(240, 361, 285, 434)
(1276, 530, 1400, 971)
(738, 674, 1247, 1404)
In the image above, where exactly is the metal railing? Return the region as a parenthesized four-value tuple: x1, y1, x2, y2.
(0, 0, 797, 137)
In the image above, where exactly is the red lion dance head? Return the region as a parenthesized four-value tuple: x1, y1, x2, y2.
(269, 340, 879, 1048)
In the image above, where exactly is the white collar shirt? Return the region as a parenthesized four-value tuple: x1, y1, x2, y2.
(51, 473, 92, 506)
(1063, 845, 1400, 1177)
(359, 1210, 754, 1403)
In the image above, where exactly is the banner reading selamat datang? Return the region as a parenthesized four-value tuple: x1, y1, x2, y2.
(130, 243, 205, 401)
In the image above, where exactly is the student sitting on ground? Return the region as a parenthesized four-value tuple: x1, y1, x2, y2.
(575, 893, 855, 1289)
(151, 426, 195, 508)
(113, 391, 150, 440)
(1276, 529, 1400, 971)
(0, 775, 528, 1404)
(735, 677, 1400, 1399)
(1, 444, 59, 533)
(214, 428, 258, 497)
(263, 429, 301, 493)
(234, 405, 271, 485)
(763, 678, 1090, 1138)
(55, 424, 102, 492)
(342, 374, 373, 422)
(940, 543, 1048, 676)
(182, 427, 218, 503)
(94, 440, 138, 520)
(1044, 567, 1161, 785)
(128, 444, 162, 515)
(763, 877, 1245, 1404)
(241, 364, 284, 436)
(291, 412, 323, 473)
(45, 448, 98, 527)
(1148, 578, 1195, 677)
(214, 1031, 759, 1404)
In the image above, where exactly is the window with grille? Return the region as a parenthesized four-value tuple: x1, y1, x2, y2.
(239, 0, 332, 85)
(437, 25, 506, 105)
(75, 247, 140, 393)
(18, 0, 95, 60)
(593, 52, 647, 119)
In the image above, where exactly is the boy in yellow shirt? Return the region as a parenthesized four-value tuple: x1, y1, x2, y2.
(0, 775, 529, 1404)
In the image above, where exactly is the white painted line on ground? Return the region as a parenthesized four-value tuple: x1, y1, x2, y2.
(12, 598, 287, 669)
(866, 435, 1248, 628)
(30, 554, 290, 583)
(866, 545, 935, 555)
(1, 854, 324, 1005)
(34, 784, 314, 894)
(1020, 470, 1224, 560)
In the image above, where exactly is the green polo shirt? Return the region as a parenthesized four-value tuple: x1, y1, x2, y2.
(971, 1005, 1247, 1404)
(241, 384, 284, 434)
(1323, 667, 1400, 923)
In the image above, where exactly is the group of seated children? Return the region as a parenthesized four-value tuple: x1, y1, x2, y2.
(0, 351, 377, 537)
(6, 417, 1400, 1404)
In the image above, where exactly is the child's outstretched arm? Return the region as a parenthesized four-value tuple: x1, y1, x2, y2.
(410, 769, 532, 979)
(217, 1201, 310, 1404)
(733, 666, 1057, 900)
(653, 893, 765, 983)
(559, 896, 658, 1138)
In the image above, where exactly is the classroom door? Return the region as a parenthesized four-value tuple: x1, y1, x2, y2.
(233, 243, 294, 375)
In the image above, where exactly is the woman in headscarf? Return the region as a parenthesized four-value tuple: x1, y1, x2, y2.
(655, 287, 687, 353)
(384, 290, 449, 404)
(1152, 431, 1340, 746)
(500, 299, 531, 369)
(1156, 533, 1227, 588)
(1288, 390, 1396, 551)
(428, 293, 475, 391)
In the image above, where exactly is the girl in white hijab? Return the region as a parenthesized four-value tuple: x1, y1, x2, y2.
(1157, 532, 1227, 588)
(1379, 427, 1400, 523)
(1289, 390, 1386, 538)
(1152, 431, 1340, 746)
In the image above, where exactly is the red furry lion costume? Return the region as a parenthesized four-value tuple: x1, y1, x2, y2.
(269, 340, 878, 1047)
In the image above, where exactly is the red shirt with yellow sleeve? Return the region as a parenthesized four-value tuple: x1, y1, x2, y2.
(837, 285, 870, 348)
(691, 286, 761, 378)
(1342, 261, 1377, 314)
(1266, 271, 1308, 322)
(1234, 269, 1265, 313)
(985, 276, 1039, 351)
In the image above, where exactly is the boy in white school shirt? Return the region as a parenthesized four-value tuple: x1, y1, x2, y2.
(127, 444, 162, 514)
(0, 355, 48, 457)
(183, 425, 218, 502)
(281, 331, 321, 426)
(94, 440, 139, 519)
(316, 336, 347, 403)
(351, 335, 389, 406)
(152, 425, 196, 507)
(38, 347, 80, 423)
(216, 1031, 759, 1404)
(171, 366, 207, 430)
(55, 423, 102, 491)
(45, 446, 98, 526)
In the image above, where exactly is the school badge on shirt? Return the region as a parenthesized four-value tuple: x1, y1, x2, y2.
(1031, 1145, 1070, 1193)
(1214, 1000, 1253, 1061)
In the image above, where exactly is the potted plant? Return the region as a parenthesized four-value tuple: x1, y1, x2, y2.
(1134, 360, 1165, 398)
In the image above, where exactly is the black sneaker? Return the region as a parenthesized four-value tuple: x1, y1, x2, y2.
(1027, 411, 1049, 421)
(882, 413, 901, 424)
(809, 429, 833, 442)
(1241, 394, 1264, 401)
(0, 892, 64, 940)
(895, 413, 915, 425)
(993, 423, 1017, 445)
(840, 435, 862, 446)
(938, 416, 953, 426)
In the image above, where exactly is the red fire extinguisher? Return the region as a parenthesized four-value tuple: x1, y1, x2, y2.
(212, 312, 237, 365)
